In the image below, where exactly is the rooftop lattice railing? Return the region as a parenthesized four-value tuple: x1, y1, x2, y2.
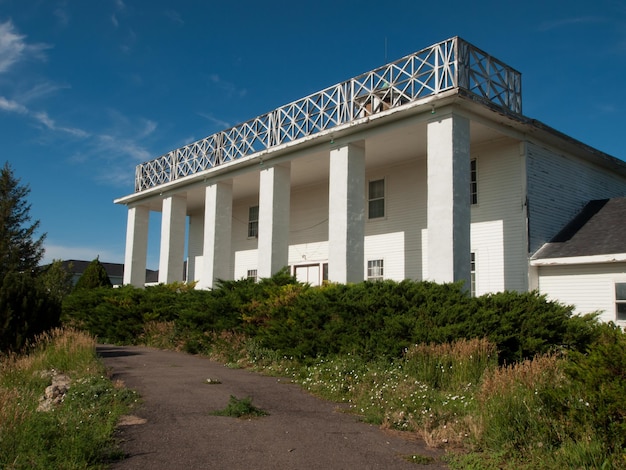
(134, 37, 521, 192)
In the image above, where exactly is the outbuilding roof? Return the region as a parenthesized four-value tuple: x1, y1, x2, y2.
(532, 197, 626, 260)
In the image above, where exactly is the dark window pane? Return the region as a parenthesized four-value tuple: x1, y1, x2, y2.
(616, 283, 626, 300)
(369, 199, 384, 218)
(617, 303, 626, 321)
(369, 179, 384, 199)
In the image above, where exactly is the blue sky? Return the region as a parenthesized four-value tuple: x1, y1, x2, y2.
(1, 0, 625, 269)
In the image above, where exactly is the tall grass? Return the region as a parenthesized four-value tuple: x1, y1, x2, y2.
(0, 328, 138, 469)
(165, 329, 622, 469)
(117, 310, 626, 470)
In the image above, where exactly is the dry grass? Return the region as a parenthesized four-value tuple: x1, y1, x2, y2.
(404, 337, 496, 363)
(477, 353, 564, 404)
(141, 321, 179, 349)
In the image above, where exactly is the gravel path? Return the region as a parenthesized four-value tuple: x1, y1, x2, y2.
(98, 345, 448, 469)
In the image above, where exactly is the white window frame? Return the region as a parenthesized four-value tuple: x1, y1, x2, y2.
(367, 259, 384, 281)
(470, 252, 476, 296)
(247, 269, 258, 282)
(368, 178, 385, 219)
(615, 282, 626, 321)
(248, 205, 259, 238)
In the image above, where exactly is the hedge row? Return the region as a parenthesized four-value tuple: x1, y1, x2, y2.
(62, 271, 599, 364)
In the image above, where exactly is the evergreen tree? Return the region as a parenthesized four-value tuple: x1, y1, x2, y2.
(75, 257, 112, 290)
(0, 162, 45, 279)
(0, 271, 60, 352)
(39, 259, 75, 303)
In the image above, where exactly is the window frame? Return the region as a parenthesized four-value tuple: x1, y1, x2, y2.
(470, 159, 478, 205)
(247, 269, 258, 282)
(615, 282, 626, 321)
(368, 178, 385, 220)
(247, 205, 259, 238)
(367, 259, 384, 282)
(470, 252, 476, 297)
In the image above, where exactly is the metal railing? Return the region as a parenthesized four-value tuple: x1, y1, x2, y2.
(134, 37, 521, 192)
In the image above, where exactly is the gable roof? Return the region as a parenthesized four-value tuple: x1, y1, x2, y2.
(532, 197, 626, 260)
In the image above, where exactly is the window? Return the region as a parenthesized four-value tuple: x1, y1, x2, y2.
(248, 205, 259, 238)
(367, 259, 384, 281)
(368, 179, 385, 219)
(616, 283, 626, 321)
(470, 252, 476, 297)
(322, 263, 328, 282)
(470, 159, 478, 205)
(247, 269, 258, 282)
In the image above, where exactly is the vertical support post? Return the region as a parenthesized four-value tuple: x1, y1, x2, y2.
(158, 194, 186, 284)
(123, 204, 149, 287)
(198, 180, 233, 289)
(328, 142, 365, 284)
(258, 163, 291, 279)
(427, 112, 471, 287)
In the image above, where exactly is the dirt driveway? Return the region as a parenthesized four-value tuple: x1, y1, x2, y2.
(98, 345, 448, 469)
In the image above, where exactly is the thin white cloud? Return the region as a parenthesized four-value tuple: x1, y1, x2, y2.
(198, 112, 231, 131)
(209, 74, 247, 98)
(538, 16, 606, 32)
(0, 20, 49, 73)
(164, 9, 184, 25)
(54, 3, 70, 28)
(16, 81, 71, 103)
(0, 94, 88, 136)
(0, 95, 27, 113)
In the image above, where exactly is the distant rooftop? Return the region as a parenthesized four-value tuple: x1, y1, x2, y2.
(133, 36, 522, 192)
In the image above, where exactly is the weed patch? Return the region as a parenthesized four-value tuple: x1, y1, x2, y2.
(211, 395, 268, 419)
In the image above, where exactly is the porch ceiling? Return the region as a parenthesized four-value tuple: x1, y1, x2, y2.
(181, 118, 504, 214)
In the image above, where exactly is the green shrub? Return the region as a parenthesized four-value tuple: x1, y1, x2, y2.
(0, 272, 60, 352)
(566, 322, 626, 456)
(74, 258, 112, 290)
(471, 291, 576, 364)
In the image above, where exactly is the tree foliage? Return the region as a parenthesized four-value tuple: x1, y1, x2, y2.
(74, 258, 112, 290)
(39, 260, 75, 303)
(0, 162, 45, 278)
(0, 162, 54, 352)
(0, 272, 60, 352)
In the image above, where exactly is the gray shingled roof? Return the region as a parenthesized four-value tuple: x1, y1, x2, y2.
(532, 197, 626, 259)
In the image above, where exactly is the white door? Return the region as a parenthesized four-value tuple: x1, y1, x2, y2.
(294, 264, 321, 286)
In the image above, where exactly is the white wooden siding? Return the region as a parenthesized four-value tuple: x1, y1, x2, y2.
(365, 159, 426, 280)
(233, 249, 258, 280)
(538, 263, 626, 326)
(470, 140, 528, 292)
(527, 142, 626, 253)
(471, 220, 505, 295)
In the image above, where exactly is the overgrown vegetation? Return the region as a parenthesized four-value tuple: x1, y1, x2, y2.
(210, 395, 268, 419)
(0, 328, 138, 469)
(59, 271, 626, 468)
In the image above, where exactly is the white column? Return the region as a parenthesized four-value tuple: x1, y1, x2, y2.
(427, 112, 471, 286)
(123, 204, 149, 287)
(198, 180, 233, 289)
(186, 213, 203, 283)
(328, 142, 365, 284)
(258, 163, 291, 279)
(158, 194, 187, 284)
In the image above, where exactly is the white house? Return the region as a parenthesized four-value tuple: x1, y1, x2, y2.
(531, 198, 626, 325)
(115, 37, 626, 324)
